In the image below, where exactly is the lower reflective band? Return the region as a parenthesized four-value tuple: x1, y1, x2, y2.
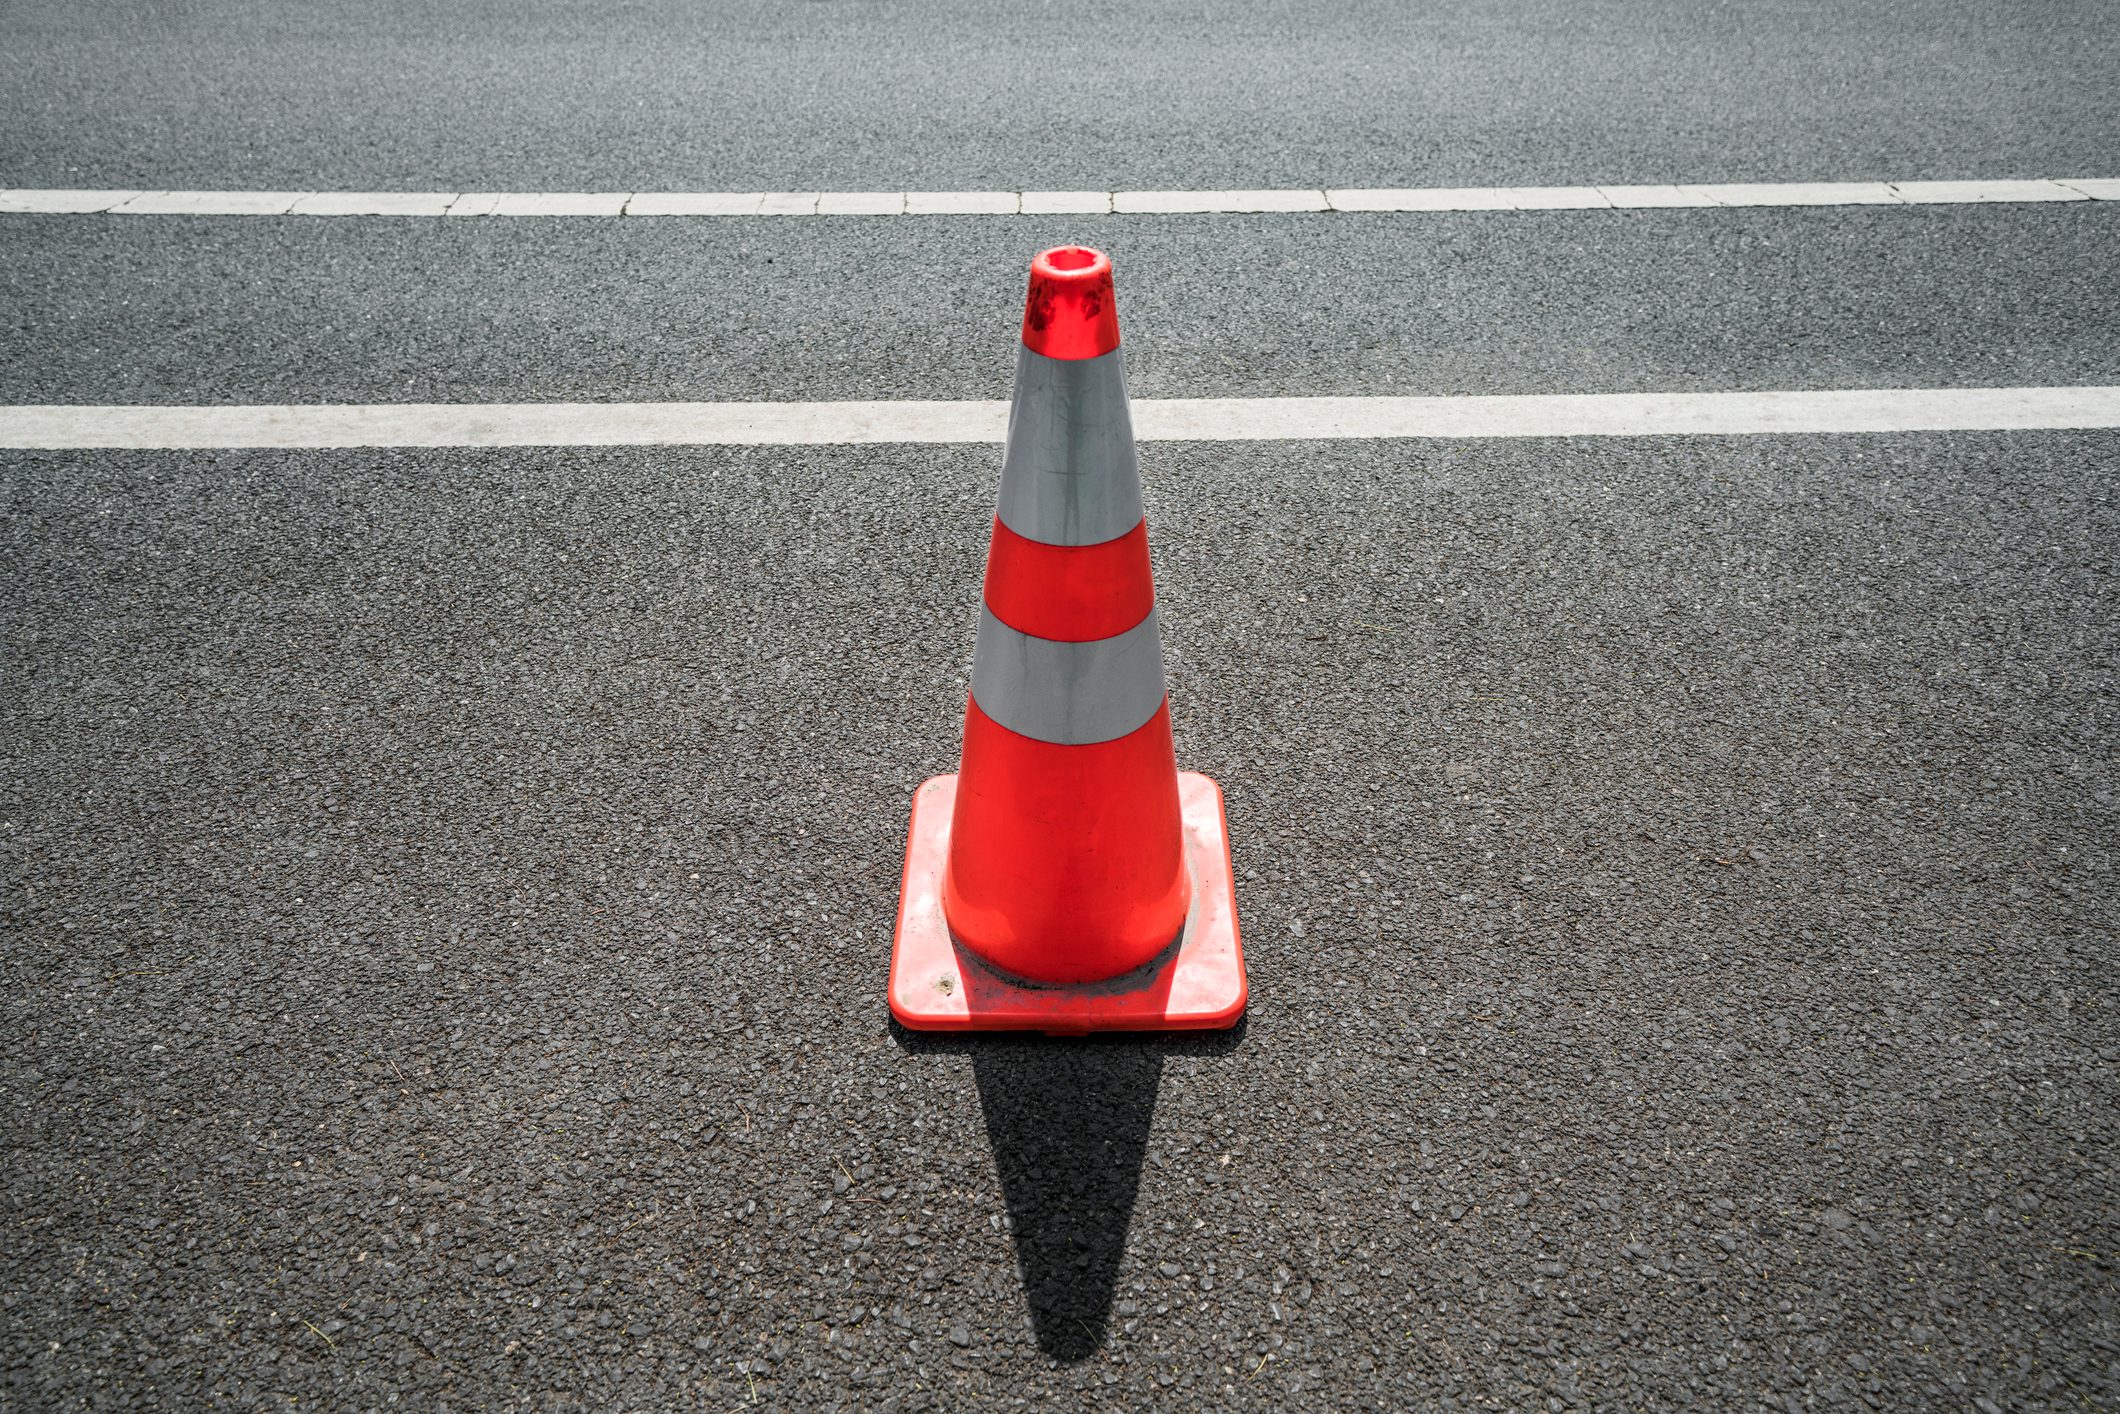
(968, 605, 1168, 746)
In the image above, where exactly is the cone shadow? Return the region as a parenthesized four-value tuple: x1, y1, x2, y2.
(970, 1041, 1162, 1361)
(894, 1021, 1246, 1362)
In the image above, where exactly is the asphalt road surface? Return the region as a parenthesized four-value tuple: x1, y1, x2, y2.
(4, 1, 2117, 1410)
(3, 0, 2115, 190)
(3, 207, 2118, 407)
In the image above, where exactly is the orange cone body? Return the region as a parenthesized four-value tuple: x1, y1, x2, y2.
(945, 700, 1190, 982)
(940, 248, 1188, 983)
(888, 248, 1245, 1033)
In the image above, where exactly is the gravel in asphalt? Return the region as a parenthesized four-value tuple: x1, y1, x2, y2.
(3, 205, 2118, 407)
(4, 0, 2116, 191)
(4, 432, 2113, 1408)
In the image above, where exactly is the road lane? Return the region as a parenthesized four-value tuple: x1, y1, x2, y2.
(4, 432, 2114, 1406)
(3, 204, 2117, 406)
(4, 0, 2115, 190)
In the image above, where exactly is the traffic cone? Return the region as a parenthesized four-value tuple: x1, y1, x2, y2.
(889, 246, 1246, 1033)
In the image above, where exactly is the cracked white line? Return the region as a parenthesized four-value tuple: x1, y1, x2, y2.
(3, 387, 2115, 449)
(2, 179, 2112, 217)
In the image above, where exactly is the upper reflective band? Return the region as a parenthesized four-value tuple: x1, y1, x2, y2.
(969, 605, 1168, 746)
(995, 345, 1144, 548)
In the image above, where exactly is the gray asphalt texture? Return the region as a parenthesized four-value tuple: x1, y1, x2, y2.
(3, 0, 2117, 190)
(5, 431, 2117, 1408)
(4, 205, 2118, 406)
(7, 0, 2120, 1407)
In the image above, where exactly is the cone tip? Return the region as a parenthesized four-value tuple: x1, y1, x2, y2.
(1021, 246, 1120, 360)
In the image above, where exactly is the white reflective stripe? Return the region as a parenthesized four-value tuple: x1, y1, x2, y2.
(996, 345, 1144, 547)
(969, 606, 1166, 746)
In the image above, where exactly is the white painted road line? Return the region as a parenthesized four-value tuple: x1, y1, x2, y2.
(1327, 187, 1520, 211)
(1020, 191, 1114, 214)
(485, 192, 631, 217)
(1505, 186, 1614, 210)
(1893, 180, 2090, 204)
(3, 387, 2115, 450)
(0, 189, 147, 213)
(1, 179, 2112, 218)
(289, 192, 457, 216)
(1685, 182, 1902, 206)
(816, 191, 906, 215)
(625, 192, 766, 216)
(1115, 189, 1331, 213)
(1138, 387, 2120, 439)
(1593, 185, 1720, 208)
(905, 191, 1020, 215)
(113, 190, 313, 214)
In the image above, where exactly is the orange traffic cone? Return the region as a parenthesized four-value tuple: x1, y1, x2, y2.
(889, 246, 1246, 1034)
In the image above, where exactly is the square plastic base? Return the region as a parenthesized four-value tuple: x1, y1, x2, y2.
(888, 772, 1247, 1034)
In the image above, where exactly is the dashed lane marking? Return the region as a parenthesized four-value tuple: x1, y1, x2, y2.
(3, 387, 2115, 449)
(0, 179, 2113, 217)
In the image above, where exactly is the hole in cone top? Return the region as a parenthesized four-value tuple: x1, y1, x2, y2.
(1022, 246, 1120, 360)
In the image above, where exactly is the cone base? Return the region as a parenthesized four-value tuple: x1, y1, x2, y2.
(889, 772, 1246, 1035)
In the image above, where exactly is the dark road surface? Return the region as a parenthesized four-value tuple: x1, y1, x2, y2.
(4, 0, 2116, 190)
(6, 434, 2115, 1408)
(3, 205, 2117, 407)
(3, 0, 2117, 1409)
